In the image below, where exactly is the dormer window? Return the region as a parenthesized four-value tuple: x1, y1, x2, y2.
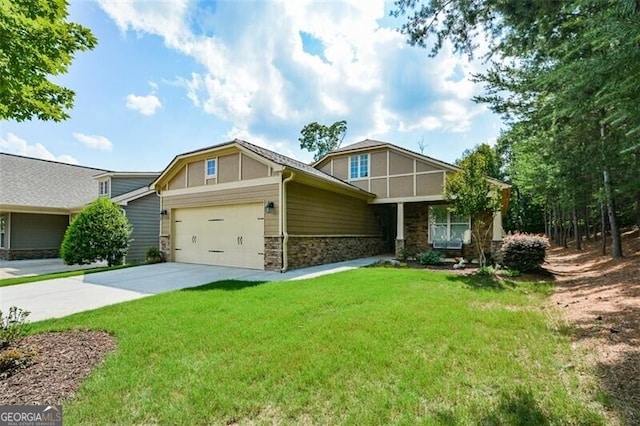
(206, 158, 217, 178)
(349, 154, 369, 179)
(99, 179, 110, 197)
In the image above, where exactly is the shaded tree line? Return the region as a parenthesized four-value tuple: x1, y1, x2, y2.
(393, 0, 640, 258)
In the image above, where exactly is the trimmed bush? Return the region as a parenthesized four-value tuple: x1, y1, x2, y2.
(418, 250, 444, 265)
(499, 233, 549, 272)
(145, 247, 165, 264)
(61, 198, 132, 267)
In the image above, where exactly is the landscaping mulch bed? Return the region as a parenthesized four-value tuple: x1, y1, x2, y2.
(0, 330, 116, 405)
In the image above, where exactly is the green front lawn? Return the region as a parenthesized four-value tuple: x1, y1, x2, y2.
(33, 268, 606, 424)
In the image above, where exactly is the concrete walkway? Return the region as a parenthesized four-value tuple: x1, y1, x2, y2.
(0, 256, 387, 322)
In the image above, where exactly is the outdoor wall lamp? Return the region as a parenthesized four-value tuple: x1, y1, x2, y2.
(264, 201, 275, 214)
(160, 209, 168, 216)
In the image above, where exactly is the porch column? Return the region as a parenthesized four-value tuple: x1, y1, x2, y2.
(395, 202, 405, 256)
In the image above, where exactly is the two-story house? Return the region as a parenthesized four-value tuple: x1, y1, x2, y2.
(151, 139, 509, 271)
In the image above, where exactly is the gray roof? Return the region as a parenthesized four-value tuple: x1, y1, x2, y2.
(0, 153, 108, 210)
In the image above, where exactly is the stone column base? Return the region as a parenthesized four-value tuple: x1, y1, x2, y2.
(395, 239, 405, 258)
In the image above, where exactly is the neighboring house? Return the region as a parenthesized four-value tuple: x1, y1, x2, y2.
(0, 153, 160, 262)
(0, 153, 108, 260)
(151, 139, 509, 272)
(94, 172, 161, 263)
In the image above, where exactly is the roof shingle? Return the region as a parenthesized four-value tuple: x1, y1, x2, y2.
(0, 153, 108, 209)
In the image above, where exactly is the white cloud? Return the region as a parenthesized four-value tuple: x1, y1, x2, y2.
(97, 0, 493, 157)
(126, 93, 162, 115)
(73, 132, 113, 151)
(0, 133, 79, 164)
(126, 81, 163, 116)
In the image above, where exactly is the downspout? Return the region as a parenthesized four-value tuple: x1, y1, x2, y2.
(281, 171, 295, 273)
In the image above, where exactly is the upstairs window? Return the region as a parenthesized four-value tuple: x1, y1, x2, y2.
(349, 154, 369, 179)
(98, 180, 110, 197)
(206, 158, 217, 178)
(429, 205, 470, 243)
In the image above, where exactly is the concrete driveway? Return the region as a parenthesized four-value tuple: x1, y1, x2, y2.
(0, 257, 385, 322)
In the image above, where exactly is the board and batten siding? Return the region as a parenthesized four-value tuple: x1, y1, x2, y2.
(167, 149, 272, 190)
(320, 148, 446, 200)
(160, 183, 280, 237)
(124, 193, 160, 262)
(111, 177, 155, 198)
(286, 182, 379, 236)
(10, 213, 68, 249)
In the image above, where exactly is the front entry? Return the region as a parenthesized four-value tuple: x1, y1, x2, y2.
(173, 203, 264, 269)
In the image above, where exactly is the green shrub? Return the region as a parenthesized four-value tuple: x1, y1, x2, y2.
(499, 233, 549, 272)
(418, 250, 444, 265)
(61, 198, 132, 267)
(500, 269, 521, 278)
(476, 266, 495, 276)
(145, 247, 165, 264)
(0, 306, 30, 348)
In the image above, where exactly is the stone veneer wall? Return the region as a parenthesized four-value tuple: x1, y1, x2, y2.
(159, 235, 170, 260)
(400, 202, 501, 260)
(264, 237, 283, 271)
(286, 236, 386, 270)
(0, 248, 59, 260)
(404, 203, 430, 253)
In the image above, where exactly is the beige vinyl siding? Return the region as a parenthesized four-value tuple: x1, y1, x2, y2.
(218, 153, 240, 183)
(416, 173, 444, 196)
(389, 151, 413, 175)
(241, 154, 269, 180)
(332, 157, 348, 180)
(11, 213, 68, 249)
(287, 182, 379, 235)
(168, 166, 187, 190)
(389, 176, 413, 197)
(370, 150, 387, 177)
(187, 160, 205, 187)
(161, 183, 279, 236)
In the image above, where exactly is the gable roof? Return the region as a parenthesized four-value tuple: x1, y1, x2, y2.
(316, 139, 510, 188)
(152, 139, 374, 197)
(111, 187, 157, 206)
(0, 153, 108, 211)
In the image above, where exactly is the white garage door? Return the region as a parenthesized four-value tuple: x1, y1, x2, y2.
(173, 203, 264, 269)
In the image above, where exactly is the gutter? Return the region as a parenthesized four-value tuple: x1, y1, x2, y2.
(280, 171, 295, 273)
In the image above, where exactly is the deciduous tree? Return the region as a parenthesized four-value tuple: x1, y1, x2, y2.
(299, 120, 347, 161)
(0, 0, 97, 121)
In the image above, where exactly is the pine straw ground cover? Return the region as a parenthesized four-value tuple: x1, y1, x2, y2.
(548, 228, 640, 425)
(1, 268, 610, 424)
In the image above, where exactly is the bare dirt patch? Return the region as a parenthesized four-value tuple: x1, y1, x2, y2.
(547, 229, 640, 425)
(0, 330, 116, 405)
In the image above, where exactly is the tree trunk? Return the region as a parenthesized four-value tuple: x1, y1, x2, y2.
(600, 202, 606, 256)
(573, 207, 581, 250)
(603, 169, 623, 258)
(600, 123, 623, 258)
(585, 206, 591, 241)
(636, 150, 640, 233)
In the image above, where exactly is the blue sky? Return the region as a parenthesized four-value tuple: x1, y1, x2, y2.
(0, 0, 502, 172)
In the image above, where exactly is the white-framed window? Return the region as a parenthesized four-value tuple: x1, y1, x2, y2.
(99, 179, 110, 197)
(429, 205, 470, 243)
(349, 154, 369, 179)
(0, 215, 6, 248)
(205, 158, 217, 178)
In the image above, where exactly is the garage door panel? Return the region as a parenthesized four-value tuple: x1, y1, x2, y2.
(173, 203, 264, 269)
